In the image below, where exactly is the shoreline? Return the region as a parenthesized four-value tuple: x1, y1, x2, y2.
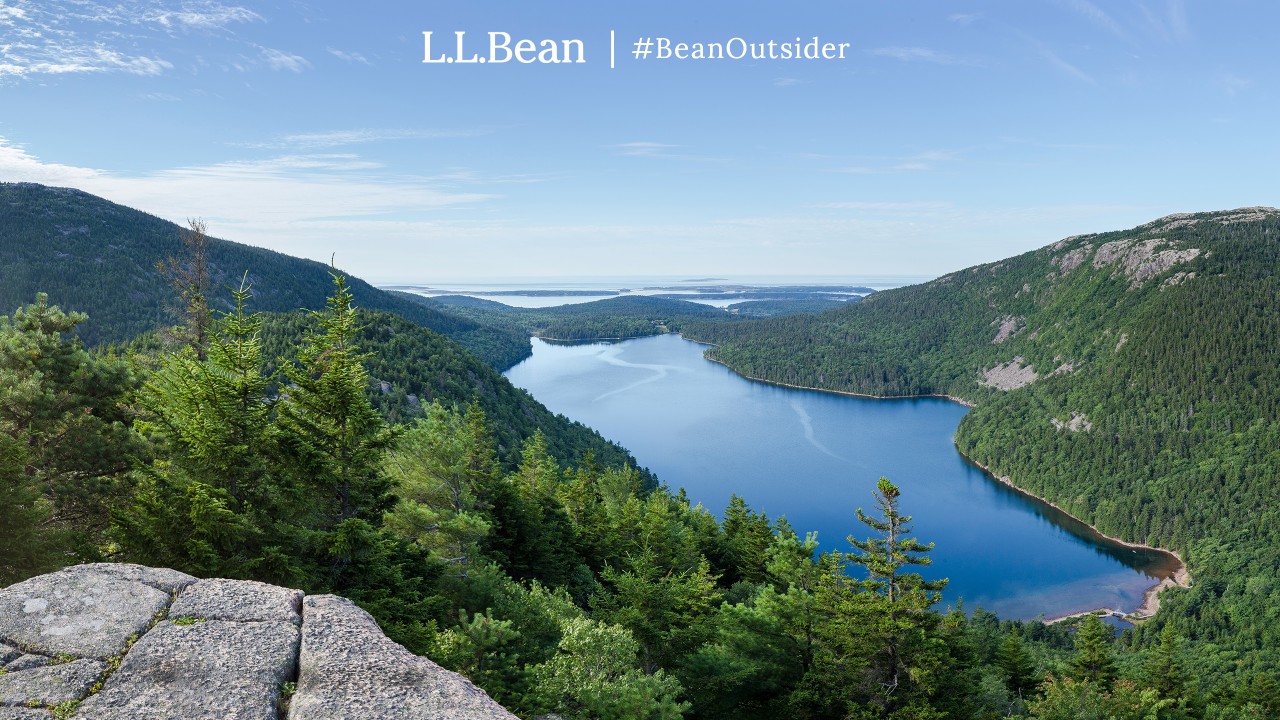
(679, 333, 1191, 619)
(962, 452, 1191, 621)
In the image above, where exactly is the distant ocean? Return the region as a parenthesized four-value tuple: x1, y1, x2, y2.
(380, 275, 934, 308)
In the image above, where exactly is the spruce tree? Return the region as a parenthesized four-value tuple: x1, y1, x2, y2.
(1142, 624, 1186, 701)
(997, 633, 1039, 697)
(276, 271, 396, 588)
(123, 278, 279, 578)
(278, 272, 395, 527)
(1068, 614, 1118, 688)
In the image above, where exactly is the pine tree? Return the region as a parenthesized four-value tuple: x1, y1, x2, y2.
(813, 478, 951, 718)
(850, 477, 946, 604)
(1069, 614, 1118, 688)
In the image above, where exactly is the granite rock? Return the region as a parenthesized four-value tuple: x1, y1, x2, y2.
(169, 579, 302, 625)
(0, 566, 172, 660)
(290, 594, 517, 720)
(0, 659, 105, 706)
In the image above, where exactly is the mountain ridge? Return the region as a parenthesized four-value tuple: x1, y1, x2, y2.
(0, 182, 529, 368)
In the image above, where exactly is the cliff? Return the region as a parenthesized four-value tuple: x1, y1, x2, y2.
(0, 563, 516, 719)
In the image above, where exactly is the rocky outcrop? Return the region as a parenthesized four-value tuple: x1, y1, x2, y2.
(0, 564, 516, 719)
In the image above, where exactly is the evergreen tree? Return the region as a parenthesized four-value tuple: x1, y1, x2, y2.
(813, 477, 950, 718)
(1143, 624, 1187, 702)
(383, 401, 497, 570)
(1069, 614, 1118, 688)
(121, 278, 281, 579)
(276, 272, 397, 588)
(0, 294, 139, 580)
(279, 272, 396, 527)
(997, 632, 1039, 697)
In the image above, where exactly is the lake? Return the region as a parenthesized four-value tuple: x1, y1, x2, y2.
(504, 333, 1180, 621)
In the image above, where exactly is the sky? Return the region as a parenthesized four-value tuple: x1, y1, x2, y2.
(0, 0, 1275, 283)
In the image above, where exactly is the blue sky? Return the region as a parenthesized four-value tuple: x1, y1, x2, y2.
(0, 1, 1274, 283)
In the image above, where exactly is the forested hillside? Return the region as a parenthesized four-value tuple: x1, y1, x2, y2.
(394, 292, 731, 342)
(0, 183, 528, 368)
(685, 207, 1280, 694)
(256, 308, 648, 475)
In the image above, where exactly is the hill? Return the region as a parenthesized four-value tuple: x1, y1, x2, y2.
(394, 291, 732, 341)
(684, 207, 1280, 682)
(256, 307, 650, 476)
(0, 182, 528, 368)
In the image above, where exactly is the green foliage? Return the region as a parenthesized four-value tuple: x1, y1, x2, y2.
(0, 293, 139, 582)
(533, 616, 689, 720)
(255, 307, 651, 477)
(278, 273, 396, 528)
(1070, 615, 1118, 688)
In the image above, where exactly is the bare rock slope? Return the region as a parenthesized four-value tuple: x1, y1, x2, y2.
(0, 564, 516, 719)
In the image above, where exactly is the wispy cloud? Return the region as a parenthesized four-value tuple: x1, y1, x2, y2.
(260, 47, 309, 73)
(834, 150, 960, 174)
(0, 42, 172, 78)
(327, 48, 371, 65)
(773, 77, 807, 88)
(0, 0, 262, 81)
(808, 201, 954, 212)
(1037, 45, 1094, 84)
(949, 13, 982, 26)
(241, 128, 487, 150)
(867, 46, 981, 66)
(1059, 0, 1125, 37)
(142, 4, 262, 30)
(1138, 0, 1191, 43)
(613, 142, 680, 158)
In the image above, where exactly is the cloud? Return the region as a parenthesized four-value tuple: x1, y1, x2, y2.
(260, 47, 310, 72)
(866, 46, 980, 66)
(0, 137, 493, 249)
(773, 77, 807, 87)
(144, 4, 262, 30)
(808, 201, 954, 212)
(949, 13, 982, 25)
(1059, 0, 1125, 37)
(833, 150, 960, 174)
(613, 142, 680, 157)
(1138, 0, 1192, 43)
(1037, 45, 1094, 84)
(0, 0, 259, 81)
(0, 43, 172, 78)
(327, 48, 371, 65)
(260, 128, 484, 150)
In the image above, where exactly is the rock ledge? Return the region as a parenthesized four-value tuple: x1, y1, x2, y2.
(0, 564, 515, 719)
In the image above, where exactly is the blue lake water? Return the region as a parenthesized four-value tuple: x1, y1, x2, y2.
(504, 334, 1178, 621)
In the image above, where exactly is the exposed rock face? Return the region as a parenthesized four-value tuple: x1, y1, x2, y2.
(991, 315, 1025, 344)
(0, 565, 516, 719)
(981, 356, 1038, 391)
